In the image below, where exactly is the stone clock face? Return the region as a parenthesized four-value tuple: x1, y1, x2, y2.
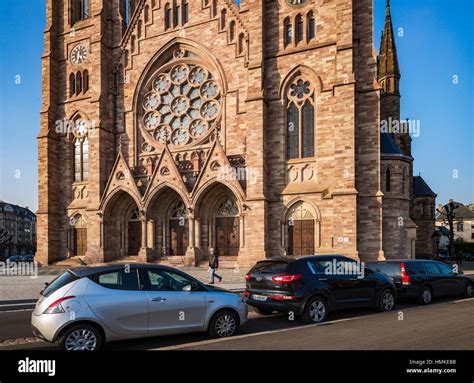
(286, 0, 307, 7)
(71, 44, 88, 65)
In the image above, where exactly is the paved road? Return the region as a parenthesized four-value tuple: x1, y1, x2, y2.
(1, 297, 472, 350)
(0, 310, 33, 342)
(169, 298, 474, 350)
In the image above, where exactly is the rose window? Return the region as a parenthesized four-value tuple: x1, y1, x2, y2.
(140, 62, 222, 148)
(290, 79, 311, 99)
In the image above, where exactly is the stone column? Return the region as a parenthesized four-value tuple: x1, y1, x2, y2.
(161, 221, 167, 257)
(239, 215, 245, 249)
(138, 213, 149, 262)
(185, 213, 202, 266)
(195, 218, 201, 248)
(141, 218, 147, 249)
(147, 219, 155, 249)
(188, 216, 195, 248)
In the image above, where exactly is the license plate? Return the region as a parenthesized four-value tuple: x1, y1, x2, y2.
(251, 294, 268, 302)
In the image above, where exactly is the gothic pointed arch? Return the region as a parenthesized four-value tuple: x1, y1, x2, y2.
(279, 65, 323, 100)
(190, 138, 245, 206)
(100, 151, 143, 211)
(281, 66, 320, 161)
(143, 145, 190, 211)
(283, 199, 321, 256)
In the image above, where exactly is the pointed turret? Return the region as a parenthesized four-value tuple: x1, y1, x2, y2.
(378, 0, 411, 157)
(378, 0, 400, 92)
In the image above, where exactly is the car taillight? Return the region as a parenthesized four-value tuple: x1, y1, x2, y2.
(245, 273, 251, 281)
(244, 291, 250, 297)
(401, 262, 410, 285)
(43, 296, 76, 314)
(269, 294, 297, 301)
(272, 274, 301, 283)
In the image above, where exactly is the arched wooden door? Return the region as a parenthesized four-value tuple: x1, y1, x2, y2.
(286, 201, 317, 256)
(128, 208, 141, 256)
(288, 220, 314, 256)
(215, 198, 239, 256)
(169, 202, 189, 256)
(71, 214, 87, 257)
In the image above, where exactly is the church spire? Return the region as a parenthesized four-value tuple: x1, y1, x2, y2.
(378, 0, 400, 92)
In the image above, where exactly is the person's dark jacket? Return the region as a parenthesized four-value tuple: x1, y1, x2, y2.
(209, 253, 219, 269)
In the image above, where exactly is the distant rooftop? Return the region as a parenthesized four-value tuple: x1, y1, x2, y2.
(436, 201, 474, 221)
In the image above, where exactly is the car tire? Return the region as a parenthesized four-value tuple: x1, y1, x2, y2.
(58, 324, 103, 351)
(302, 296, 328, 324)
(208, 310, 239, 339)
(255, 307, 274, 316)
(417, 286, 432, 305)
(376, 289, 395, 312)
(463, 282, 473, 298)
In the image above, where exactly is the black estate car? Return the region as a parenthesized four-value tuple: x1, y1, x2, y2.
(245, 255, 396, 323)
(367, 259, 473, 305)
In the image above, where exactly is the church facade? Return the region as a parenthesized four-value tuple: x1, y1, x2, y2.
(37, 0, 436, 267)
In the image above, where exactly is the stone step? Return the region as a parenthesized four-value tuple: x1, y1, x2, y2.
(53, 256, 87, 267)
(116, 256, 142, 264)
(159, 257, 187, 267)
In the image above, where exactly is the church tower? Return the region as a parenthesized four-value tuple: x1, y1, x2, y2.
(378, 0, 411, 157)
(37, 0, 122, 264)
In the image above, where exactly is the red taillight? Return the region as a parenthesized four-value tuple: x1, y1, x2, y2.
(401, 262, 410, 285)
(244, 291, 250, 297)
(269, 295, 297, 301)
(44, 295, 76, 314)
(245, 273, 251, 281)
(272, 274, 301, 283)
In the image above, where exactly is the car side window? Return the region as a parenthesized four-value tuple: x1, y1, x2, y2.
(436, 262, 455, 275)
(96, 269, 140, 291)
(423, 262, 440, 275)
(146, 269, 195, 292)
(306, 260, 330, 275)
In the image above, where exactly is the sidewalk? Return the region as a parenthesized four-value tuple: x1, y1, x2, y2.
(0, 265, 248, 302)
(0, 260, 472, 302)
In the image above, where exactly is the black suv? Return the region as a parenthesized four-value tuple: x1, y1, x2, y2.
(245, 255, 396, 323)
(367, 259, 473, 305)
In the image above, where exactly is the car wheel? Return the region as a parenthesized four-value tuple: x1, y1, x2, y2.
(208, 310, 239, 339)
(463, 282, 473, 298)
(417, 286, 432, 305)
(377, 289, 395, 312)
(255, 307, 274, 316)
(302, 296, 328, 324)
(58, 324, 103, 351)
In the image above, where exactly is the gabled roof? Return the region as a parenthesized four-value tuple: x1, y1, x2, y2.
(413, 176, 437, 197)
(436, 201, 474, 220)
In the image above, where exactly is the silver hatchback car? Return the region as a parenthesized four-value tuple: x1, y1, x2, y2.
(31, 264, 248, 350)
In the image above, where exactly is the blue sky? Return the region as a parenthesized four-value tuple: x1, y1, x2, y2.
(0, 0, 472, 212)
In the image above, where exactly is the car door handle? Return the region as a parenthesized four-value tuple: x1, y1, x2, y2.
(150, 297, 167, 302)
(318, 278, 328, 281)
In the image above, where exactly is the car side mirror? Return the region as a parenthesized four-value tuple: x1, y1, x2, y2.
(183, 282, 199, 292)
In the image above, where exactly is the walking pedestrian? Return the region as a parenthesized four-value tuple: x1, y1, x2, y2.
(208, 247, 222, 284)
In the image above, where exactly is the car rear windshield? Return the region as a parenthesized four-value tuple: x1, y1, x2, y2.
(367, 262, 401, 277)
(250, 261, 289, 274)
(41, 271, 79, 297)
